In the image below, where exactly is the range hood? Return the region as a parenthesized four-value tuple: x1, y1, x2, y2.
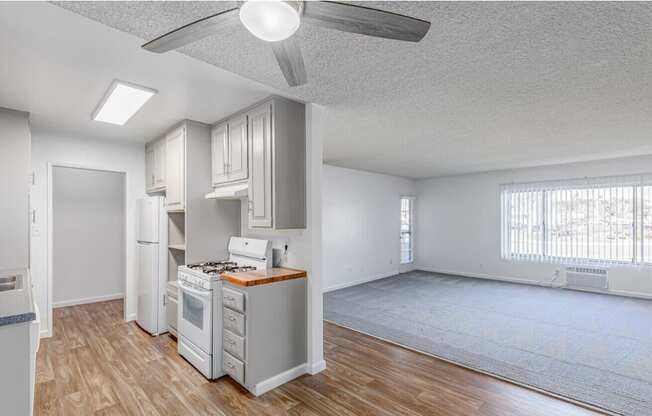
(204, 183, 248, 200)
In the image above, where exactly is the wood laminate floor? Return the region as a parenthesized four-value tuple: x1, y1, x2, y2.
(35, 300, 605, 416)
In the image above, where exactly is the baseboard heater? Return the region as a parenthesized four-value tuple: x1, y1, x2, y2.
(565, 267, 608, 290)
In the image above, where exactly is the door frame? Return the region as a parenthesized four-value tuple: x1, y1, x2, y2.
(46, 162, 128, 337)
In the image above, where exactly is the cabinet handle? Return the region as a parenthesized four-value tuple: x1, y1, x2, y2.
(227, 315, 236, 321)
(226, 339, 235, 345)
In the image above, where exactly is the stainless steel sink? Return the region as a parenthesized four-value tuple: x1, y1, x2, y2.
(0, 275, 21, 292)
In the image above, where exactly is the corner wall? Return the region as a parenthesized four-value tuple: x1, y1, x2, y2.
(322, 165, 417, 292)
(415, 154, 652, 298)
(240, 103, 326, 374)
(30, 131, 145, 336)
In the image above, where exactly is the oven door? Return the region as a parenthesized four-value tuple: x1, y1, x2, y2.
(178, 280, 212, 354)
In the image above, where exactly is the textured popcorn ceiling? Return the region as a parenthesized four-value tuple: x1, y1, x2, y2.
(55, 1, 652, 178)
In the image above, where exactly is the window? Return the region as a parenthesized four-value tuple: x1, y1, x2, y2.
(501, 174, 652, 265)
(401, 197, 414, 264)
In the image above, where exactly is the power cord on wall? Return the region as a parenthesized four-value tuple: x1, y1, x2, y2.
(548, 269, 565, 288)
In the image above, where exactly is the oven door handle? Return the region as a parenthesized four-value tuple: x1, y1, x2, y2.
(179, 280, 211, 298)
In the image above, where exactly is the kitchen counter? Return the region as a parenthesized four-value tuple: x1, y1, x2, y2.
(221, 267, 307, 287)
(0, 269, 36, 326)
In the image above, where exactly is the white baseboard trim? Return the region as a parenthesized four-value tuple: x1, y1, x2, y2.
(40, 328, 52, 338)
(570, 286, 652, 301)
(53, 293, 124, 309)
(308, 359, 326, 375)
(416, 266, 538, 286)
(251, 363, 308, 396)
(126, 312, 137, 322)
(416, 266, 652, 300)
(323, 271, 398, 293)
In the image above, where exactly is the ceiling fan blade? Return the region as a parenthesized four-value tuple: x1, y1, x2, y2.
(271, 37, 307, 87)
(303, 1, 430, 42)
(142, 7, 240, 53)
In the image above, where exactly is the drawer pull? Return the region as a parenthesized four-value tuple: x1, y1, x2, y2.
(223, 309, 245, 336)
(226, 339, 235, 345)
(226, 362, 235, 369)
(226, 296, 235, 301)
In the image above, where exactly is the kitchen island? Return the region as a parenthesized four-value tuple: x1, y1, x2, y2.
(221, 267, 307, 287)
(220, 267, 307, 396)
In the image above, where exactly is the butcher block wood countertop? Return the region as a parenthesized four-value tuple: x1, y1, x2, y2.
(221, 267, 307, 287)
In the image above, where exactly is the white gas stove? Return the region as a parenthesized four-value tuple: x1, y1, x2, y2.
(179, 262, 256, 289)
(177, 237, 272, 379)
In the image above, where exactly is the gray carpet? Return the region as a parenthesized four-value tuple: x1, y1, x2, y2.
(324, 271, 652, 416)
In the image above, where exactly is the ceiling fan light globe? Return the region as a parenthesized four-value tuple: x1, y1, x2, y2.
(239, 0, 301, 42)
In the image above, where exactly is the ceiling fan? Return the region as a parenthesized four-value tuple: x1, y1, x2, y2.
(142, 1, 431, 87)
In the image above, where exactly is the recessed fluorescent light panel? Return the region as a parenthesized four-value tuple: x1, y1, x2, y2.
(92, 80, 157, 126)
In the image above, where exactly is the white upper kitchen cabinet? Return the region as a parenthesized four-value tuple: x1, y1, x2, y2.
(227, 115, 248, 183)
(165, 125, 186, 212)
(153, 138, 166, 190)
(145, 136, 166, 193)
(145, 144, 155, 191)
(211, 115, 248, 186)
(247, 103, 273, 228)
(247, 98, 306, 229)
(211, 122, 229, 185)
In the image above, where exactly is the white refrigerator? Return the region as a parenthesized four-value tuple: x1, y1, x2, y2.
(136, 196, 168, 336)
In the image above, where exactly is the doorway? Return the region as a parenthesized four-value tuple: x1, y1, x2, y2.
(49, 165, 126, 326)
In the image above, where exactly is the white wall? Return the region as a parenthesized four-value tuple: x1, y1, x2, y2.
(322, 165, 417, 292)
(30, 131, 144, 336)
(52, 166, 125, 307)
(0, 108, 30, 271)
(416, 154, 652, 298)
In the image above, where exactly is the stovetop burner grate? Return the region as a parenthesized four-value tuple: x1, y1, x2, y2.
(186, 261, 257, 275)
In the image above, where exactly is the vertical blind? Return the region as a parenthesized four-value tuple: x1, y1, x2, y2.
(501, 174, 652, 265)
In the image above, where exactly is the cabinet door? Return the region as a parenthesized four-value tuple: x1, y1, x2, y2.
(145, 145, 155, 191)
(247, 103, 273, 228)
(211, 123, 229, 185)
(154, 139, 166, 189)
(166, 126, 185, 211)
(227, 115, 248, 183)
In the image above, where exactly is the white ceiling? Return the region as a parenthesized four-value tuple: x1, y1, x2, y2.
(8, 2, 652, 179)
(0, 2, 276, 143)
